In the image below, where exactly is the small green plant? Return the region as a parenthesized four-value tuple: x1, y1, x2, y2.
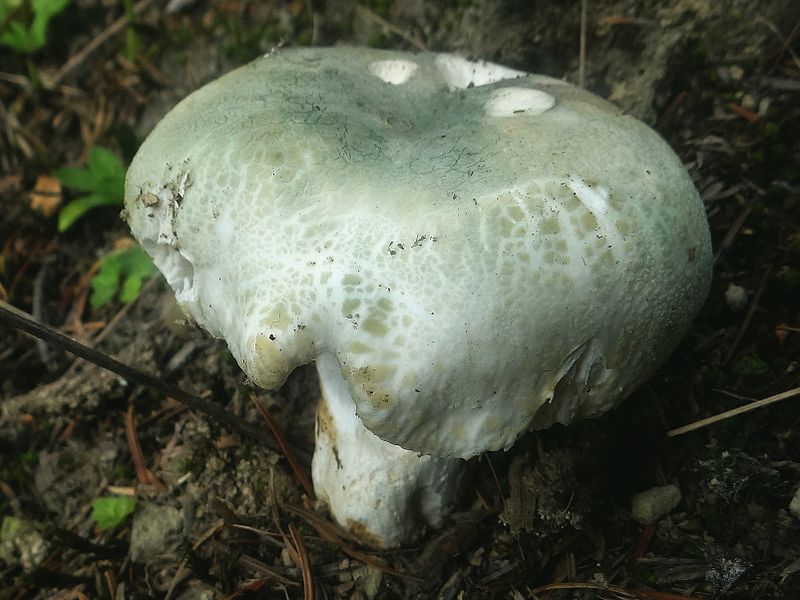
(55, 147, 156, 307)
(0, 0, 69, 53)
(121, 0, 140, 60)
(55, 146, 126, 232)
(91, 245, 157, 308)
(0, 515, 24, 541)
(91, 495, 136, 530)
(735, 353, 770, 378)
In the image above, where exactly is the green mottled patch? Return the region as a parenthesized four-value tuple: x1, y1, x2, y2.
(342, 298, 361, 316)
(540, 215, 561, 234)
(362, 316, 389, 336)
(347, 341, 373, 354)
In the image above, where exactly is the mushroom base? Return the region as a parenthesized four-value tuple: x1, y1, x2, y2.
(312, 354, 467, 548)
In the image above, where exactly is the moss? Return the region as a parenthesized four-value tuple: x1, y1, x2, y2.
(734, 353, 770, 378)
(777, 267, 800, 290)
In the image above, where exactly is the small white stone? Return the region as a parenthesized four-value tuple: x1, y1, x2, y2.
(130, 503, 183, 562)
(725, 283, 748, 313)
(484, 87, 555, 117)
(790, 485, 800, 520)
(368, 59, 418, 85)
(631, 484, 682, 525)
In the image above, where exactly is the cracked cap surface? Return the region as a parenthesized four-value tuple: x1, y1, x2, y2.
(125, 46, 712, 459)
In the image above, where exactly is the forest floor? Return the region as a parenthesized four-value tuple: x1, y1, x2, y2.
(1, 1, 799, 598)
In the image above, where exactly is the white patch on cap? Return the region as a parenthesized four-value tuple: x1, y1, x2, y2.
(567, 176, 610, 216)
(435, 54, 526, 90)
(368, 59, 419, 85)
(485, 87, 556, 117)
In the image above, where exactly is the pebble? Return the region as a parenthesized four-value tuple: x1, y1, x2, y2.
(790, 485, 800, 520)
(130, 502, 183, 562)
(631, 484, 682, 525)
(725, 283, 748, 313)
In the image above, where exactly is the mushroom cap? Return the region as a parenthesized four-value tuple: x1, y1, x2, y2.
(125, 47, 711, 460)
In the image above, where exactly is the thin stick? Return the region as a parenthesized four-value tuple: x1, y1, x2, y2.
(125, 405, 166, 490)
(666, 386, 800, 438)
(249, 394, 315, 500)
(283, 503, 421, 581)
(355, 5, 428, 51)
(578, 0, 588, 88)
(482, 452, 505, 512)
(93, 276, 159, 348)
(722, 266, 770, 366)
(0, 300, 278, 451)
(530, 581, 697, 599)
(289, 523, 315, 600)
(31, 264, 51, 366)
(713, 202, 752, 264)
(50, 0, 157, 87)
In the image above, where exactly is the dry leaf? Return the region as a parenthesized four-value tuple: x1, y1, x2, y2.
(30, 175, 62, 217)
(112, 236, 136, 251)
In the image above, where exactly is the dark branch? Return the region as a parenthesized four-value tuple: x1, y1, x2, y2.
(0, 300, 276, 450)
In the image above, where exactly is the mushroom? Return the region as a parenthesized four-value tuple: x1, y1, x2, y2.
(124, 47, 712, 547)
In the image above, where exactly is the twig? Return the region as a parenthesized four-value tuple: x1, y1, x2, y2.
(64, 275, 157, 379)
(776, 324, 800, 333)
(289, 523, 315, 600)
(50, 0, 158, 87)
(250, 394, 315, 500)
(759, 13, 800, 72)
(722, 266, 770, 365)
(93, 276, 159, 348)
(205, 539, 298, 586)
(578, 0, 588, 88)
(713, 201, 752, 264)
(666, 386, 800, 438)
(32, 263, 51, 367)
(283, 503, 421, 581)
(355, 5, 428, 51)
(482, 452, 505, 512)
(0, 300, 280, 451)
(163, 561, 191, 600)
(125, 405, 166, 491)
(0, 479, 22, 516)
(529, 581, 698, 599)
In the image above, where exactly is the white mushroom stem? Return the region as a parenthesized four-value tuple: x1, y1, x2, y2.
(312, 354, 466, 548)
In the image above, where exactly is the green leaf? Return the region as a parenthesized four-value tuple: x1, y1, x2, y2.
(32, 0, 70, 19)
(90, 246, 156, 308)
(0, 0, 68, 53)
(118, 274, 143, 303)
(56, 146, 126, 231)
(90, 251, 122, 308)
(87, 146, 125, 180)
(0, 19, 35, 52)
(91, 496, 136, 530)
(54, 166, 97, 192)
(58, 193, 121, 232)
(30, 0, 69, 48)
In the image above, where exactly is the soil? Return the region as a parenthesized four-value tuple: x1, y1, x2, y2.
(1, 1, 799, 599)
